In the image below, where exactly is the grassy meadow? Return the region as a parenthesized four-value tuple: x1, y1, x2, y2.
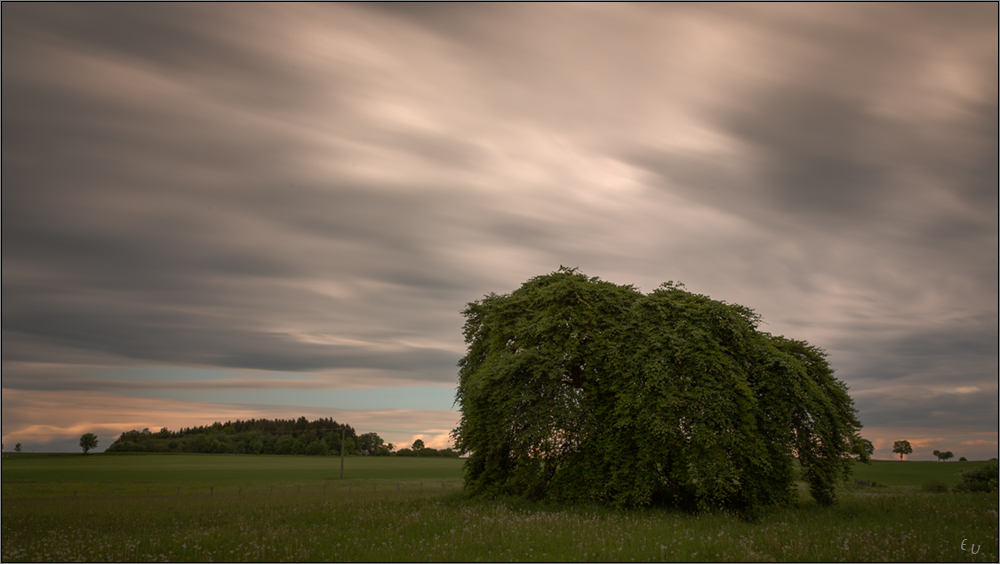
(1, 453, 463, 498)
(2, 453, 997, 562)
(848, 458, 991, 487)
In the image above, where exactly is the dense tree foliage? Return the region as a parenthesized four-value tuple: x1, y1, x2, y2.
(79, 433, 98, 455)
(395, 446, 459, 458)
(893, 440, 913, 460)
(356, 432, 392, 456)
(105, 417, 461, 458)
(953, 461, 998, 493)
(933, 449, 955, 462)
(453, 268, 865, 512)
(858, 438, 875, 460)
(106, 417, 358, 455)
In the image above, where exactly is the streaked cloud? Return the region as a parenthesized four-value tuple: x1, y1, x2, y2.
(961, 439, 999, 447)
(3, 3, 996, 460)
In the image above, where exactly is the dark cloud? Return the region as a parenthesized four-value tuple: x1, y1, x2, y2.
(832, 320, 998, 387)
(855, 390, 997, 432)
(4, 4, 337, 111)
(4, 309, 460, 375)
(728, 92, 888, 219)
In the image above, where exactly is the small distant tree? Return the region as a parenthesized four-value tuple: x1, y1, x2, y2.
(892, 440, 912, 461)
(15, 443, 23, 453)
(933, 450, 942, 461)
(959, 456, 968, 462)
(856, 438, 874, 462)
(412, 439, 425, 451)
(941, 451, 954, 462)
(80, 433, 98, 455)
(357, 432, 387, 456)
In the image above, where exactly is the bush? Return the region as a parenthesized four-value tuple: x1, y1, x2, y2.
(921, 479, 949, 493)
(953, 461, 998, 494)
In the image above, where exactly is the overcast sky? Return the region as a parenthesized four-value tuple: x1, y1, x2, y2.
(3, 3, 997, 459)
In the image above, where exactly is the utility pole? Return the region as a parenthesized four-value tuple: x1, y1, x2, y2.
(339, 426, 347, 479)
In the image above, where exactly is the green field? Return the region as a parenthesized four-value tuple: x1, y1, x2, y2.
(1, 453, 463, 498)
(848, 459, 990, 486)
(2, 454, 997, 562)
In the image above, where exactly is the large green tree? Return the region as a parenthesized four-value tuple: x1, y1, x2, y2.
(453, 268, 864, 512)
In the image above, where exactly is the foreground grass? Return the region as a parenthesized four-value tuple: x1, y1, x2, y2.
(2, 484, 996, 562)
(3, 455, 997, 561)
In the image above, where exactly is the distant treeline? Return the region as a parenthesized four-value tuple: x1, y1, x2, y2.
(105, 417, 459, 457)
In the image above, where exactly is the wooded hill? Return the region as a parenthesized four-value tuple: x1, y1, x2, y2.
(106, 417, 356, 455)
(105, 417, 458, 457)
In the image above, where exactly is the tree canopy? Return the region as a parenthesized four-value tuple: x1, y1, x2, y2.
(452, 267, 865, 512)
(357, 432, 392, 456)
(933, 450, 954, 462)
(79, 433, 98, 455)
(953, 461, 998, 493)
(106, 417, 358, 455)
(893, 440, 913, 460)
